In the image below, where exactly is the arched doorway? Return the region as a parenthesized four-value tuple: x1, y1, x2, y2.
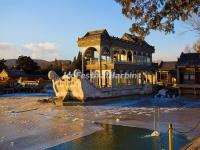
(113, 50, 120, 62)
(83, 47, 99, 74)
(121, 50, 126, 62)
(127, 51, 132, 62)
(83, 47, 99, 65)
(102, 47, 110, 63)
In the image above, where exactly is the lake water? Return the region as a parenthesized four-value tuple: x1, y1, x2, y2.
(103, 97, 200, 108)
(47, 124, 188, 150)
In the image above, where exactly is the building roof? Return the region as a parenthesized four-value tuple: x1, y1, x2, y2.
(121, 33, 155, 52)
(121, 33, 140, 42)
(177, 52, 200, 66)
(1, 69, 26, 78)
(78, 29, 155, 53)
(84, 29, 109, 37)
(159, 61, 177, 71)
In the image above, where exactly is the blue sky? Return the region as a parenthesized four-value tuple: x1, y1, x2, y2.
(0, 0, 199, 61)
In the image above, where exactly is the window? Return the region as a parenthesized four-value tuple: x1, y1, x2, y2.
(157, 72, 168, 82)
(161, 73, 167, 80)
(184, 74, 189, 80)
(147, 57, 150, 63)
(184, 71, 195, 81)
(190, 75, 195, 80)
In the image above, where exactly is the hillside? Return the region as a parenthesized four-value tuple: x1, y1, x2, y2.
(5, 59, 71, 68)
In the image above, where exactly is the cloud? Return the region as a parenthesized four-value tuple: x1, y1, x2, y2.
(0, 42, 60, 60)
(0, 42, 24, 59)
(24, 42, 57, 50)
(23, 42, 60, 60)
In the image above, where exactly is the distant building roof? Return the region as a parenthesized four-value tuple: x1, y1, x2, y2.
(2, 69, 26, 78)
(177, 52, 200, 66)
(159, 61, 177, 71)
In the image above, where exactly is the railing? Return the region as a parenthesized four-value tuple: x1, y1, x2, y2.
(176, 83, 200, 88)
(86, 59, 98, 64)
(86, 60, 151, 65)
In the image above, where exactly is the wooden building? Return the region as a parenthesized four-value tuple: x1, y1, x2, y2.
(156, 61, 177, 86)
(0, 69, 45, 87)
(0, 69, 26, 82)
(176, 53, 200, 95)
(17, 76, 45, 87)
(77, 29, 156, 88)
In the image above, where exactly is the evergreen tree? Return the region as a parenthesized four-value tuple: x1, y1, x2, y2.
(40, 63, 52, 75)
(16, 56, 40, 73)
(64, 51, 82, 73)
(71, 51, 82, 71)
(0, 59, 7, 72)
(75, 51, 82, 70)
(52, 59, 62, 75)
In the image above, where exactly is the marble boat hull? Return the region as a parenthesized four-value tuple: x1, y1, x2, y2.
(48, 70, 153, 103)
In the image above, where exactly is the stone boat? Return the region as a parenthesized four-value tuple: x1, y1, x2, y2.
(48, 70, 153, 104)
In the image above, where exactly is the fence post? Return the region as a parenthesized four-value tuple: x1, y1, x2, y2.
(169, 123, 173, 150)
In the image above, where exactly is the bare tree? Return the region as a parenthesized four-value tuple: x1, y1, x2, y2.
(183, 45, 192, 53)
(193, 40, 200, 53)
(187, 14, 200, 36)
(183, 40, 200, 53)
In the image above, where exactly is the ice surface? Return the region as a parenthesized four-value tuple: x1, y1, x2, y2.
(0, 96, 200, 150)
(0, 90, 55, 97)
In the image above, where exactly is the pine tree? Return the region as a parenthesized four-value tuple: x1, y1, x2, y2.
(0, 59, 7, 72)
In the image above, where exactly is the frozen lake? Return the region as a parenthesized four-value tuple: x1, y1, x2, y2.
(0, 90, 55, 97)
(101, 97, 200, 108)
(0, 96, 199, 150)
(48, 124, 188, 150)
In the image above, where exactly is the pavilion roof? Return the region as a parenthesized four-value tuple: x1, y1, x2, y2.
(79, 29, 155, 53)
